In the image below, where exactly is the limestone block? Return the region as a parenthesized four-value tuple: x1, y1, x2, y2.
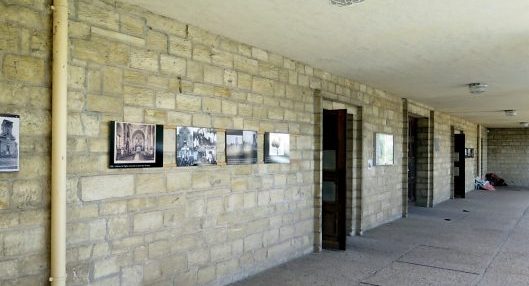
(217, 259, 239, 277)
(238, 72, 252, 90)
(211, 48, 234, 69)
(252, 77, 274, 95)
(0, 24, 20, 52)
(259, 62, 279, 80)
(188, 248, 210, 266)
(192, 113, 211, 127)
(124, 106, 144, 123)
(12, 180, 42, 208)
(91, 27, 145, 46)
(93, 257, 119, 280)
(252, 47, 268, 62)
(3, 54, 46, 84)
(136, 173, 166, 194)
(72, 37, 129, 66)
(176, 94, 201, 111)
(207, 197, 224, 215)
(186, 199, 205, 217)
(87, 95, 123, 113)
(130, 49, 159, 72)
(133, 211, 163, 233)
(0, 212, 18, 229)
(169, 36, 192, 58)
(204, 65, 224, 85)
(100, 201, 127, 216)
(1, 4, 48, 30)
(0, 260, 17, 279)
(193, 45, 212, 63)
(166, 171, 191, 191)
(146, 30, 167, 52)
(4, 227, 45, 256)
(0, 181, 10, 209)
(160, 254, 187, 275)
(124, 85, 155, 107)
(167, 111, 192, 126)
(160, 54, 186, 76)
(121, 265, 143, 286)
(145, 14, 186, 38)
(78, 0, 119, 30)
(187, 60, 204, 82)
(203, 97, 221, 113)
(102, 66, 123, 94)
(211, 244, 231, 262)
(234, 55, 258, 74)
(69, 21, 91, 39)
(120, 14, 145, 37)
(81, 175, 134, 201)
(143, 260, 162, 282)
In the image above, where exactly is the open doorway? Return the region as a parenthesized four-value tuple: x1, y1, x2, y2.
(454, 132, 466, 198)
(322, 109, 347, 250)
(408, 117, 418, 203)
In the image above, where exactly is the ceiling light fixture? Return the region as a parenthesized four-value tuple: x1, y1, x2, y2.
(505, 110, 517, 117)
(520, 122, 529, 128)
(330, 0, 365, 6)
(468, 83, 488, 95)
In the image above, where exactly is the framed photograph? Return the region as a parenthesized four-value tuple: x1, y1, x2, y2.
(226, 130, 257, 165)
(176, 127, 217, 167)
(109, 121, 163, 168)
(0, 114, 20, 172)
(264, 132, 290, 164)
(374, 133, 394, 166)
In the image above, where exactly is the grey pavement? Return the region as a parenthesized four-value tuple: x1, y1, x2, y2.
(231, 187, 529, 286)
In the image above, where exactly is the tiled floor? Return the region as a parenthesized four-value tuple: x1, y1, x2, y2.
(231, 187, 529, 286)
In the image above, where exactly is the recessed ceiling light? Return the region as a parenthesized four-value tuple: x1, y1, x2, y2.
(468, 83, 488, 95)
(505, 110, 517, 117)
(330, 0, 365, 6)
(520, 122, 529, 128)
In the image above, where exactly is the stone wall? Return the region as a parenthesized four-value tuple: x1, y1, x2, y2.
(488, 128, 529, 186)
(0, 0, 52, 284)
(0, 0, 487, 285)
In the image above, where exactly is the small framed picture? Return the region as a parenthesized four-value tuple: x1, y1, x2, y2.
(176, 126, 217, 167)
(0, 114, 20, 172)
(264, 132, 290, 164)
(109, 121, 164, 168)
(374, 133, 394, 166)
(226, 130, 258, 165)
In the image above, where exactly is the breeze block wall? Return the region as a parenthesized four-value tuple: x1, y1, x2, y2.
(0, 0, 52, 284)
(488, 128, 529, 187)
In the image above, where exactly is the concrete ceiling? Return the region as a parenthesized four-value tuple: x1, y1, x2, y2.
(123, 0, 529, 128)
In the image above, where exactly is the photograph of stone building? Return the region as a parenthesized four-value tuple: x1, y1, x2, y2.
(0, 115, 19, 171)
(264, 132, 290, 163)
(113, 121, 157, 163)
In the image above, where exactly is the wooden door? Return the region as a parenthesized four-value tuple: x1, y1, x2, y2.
(408, 118, 418, 203)
(454, 133, 466, 198)
(322, 109, 346, 250)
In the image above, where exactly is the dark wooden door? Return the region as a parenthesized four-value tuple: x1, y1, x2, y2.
(408, 118, 418, 202)
(322, 109, 346, 250)
(454, 133, 466, 198)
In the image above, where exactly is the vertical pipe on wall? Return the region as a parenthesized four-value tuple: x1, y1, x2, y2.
(50, 0, 68, 285)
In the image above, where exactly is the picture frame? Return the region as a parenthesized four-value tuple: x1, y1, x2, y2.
(109, 121, 163, 168)
(374, 132, 394, 166)
(0, 114, 20, 172)
(226, 130, 258, 165)
(176, 126, 217, 167)
(264, 132, 290, 164)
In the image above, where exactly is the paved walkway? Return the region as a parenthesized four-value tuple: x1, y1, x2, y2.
(232, 187, 529, 286)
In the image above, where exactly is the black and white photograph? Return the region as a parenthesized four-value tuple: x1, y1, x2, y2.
(177, 127, 217, 167)
(226, 130, 257, 165)
(0, 114, 20, 172)
(109, 121, 164, 168)
(264, 132, 290, 164)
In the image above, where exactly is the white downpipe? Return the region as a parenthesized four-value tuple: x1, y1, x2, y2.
(50, 0, 68, 285)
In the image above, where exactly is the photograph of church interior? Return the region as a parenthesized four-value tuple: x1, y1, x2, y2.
(1, 0, 529, 285)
